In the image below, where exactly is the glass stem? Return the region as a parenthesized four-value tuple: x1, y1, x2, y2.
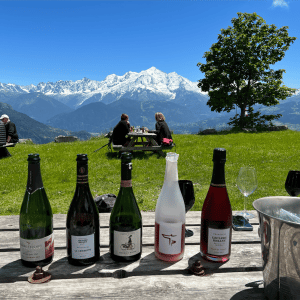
(244, 196, 247, 217)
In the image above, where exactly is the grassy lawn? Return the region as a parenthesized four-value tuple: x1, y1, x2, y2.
(0, 130, 299, 216)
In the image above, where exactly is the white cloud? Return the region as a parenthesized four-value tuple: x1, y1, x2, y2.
(272, 0, 289, 7)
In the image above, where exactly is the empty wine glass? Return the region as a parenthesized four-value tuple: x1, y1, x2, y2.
(285, 170, 300, 196)
(236, 167, 257, 219)
(178, 180, 195, 237)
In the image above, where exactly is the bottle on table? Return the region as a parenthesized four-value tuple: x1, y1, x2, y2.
(19, 153, 54, 268)
(66, 154, 100, 266)
(200, 148, 232, 263)
(110, 152, 142, 262)
(155, 152, 186, 262)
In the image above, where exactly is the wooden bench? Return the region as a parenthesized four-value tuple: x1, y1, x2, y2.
(0, 142, 17, 148)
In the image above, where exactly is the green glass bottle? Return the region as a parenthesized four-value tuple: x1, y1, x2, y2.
(66, 154, 100, 266)
(19, 153, 54, 268)
(110, 152, 142, 262)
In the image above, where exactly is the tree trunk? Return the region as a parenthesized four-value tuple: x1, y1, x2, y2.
(239, 104, 246, 129)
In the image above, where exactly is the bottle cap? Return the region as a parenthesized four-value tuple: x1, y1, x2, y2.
(121, 152, 132, 162)
(27, 153, 40, 162)
(213, 148, 226, 162)
(77, 154, 88, 161)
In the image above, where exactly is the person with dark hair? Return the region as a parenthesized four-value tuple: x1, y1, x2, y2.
(0, 114, 19, 143)
(150, 112, 172, 145)
(112, 114, 133, 146)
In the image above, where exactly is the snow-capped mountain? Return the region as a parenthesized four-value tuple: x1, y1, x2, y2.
(0, 67, 208, 109)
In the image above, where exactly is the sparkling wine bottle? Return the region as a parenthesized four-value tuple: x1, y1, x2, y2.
(110, 152, 142, 262)
(200, 148, 232, 263)
(155, 152, 185, 262)
(19, 153, 54, 268)
(66, 154, 100, 266)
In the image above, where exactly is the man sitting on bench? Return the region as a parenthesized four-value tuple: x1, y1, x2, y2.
(1, 114, 19, 144)
(0, 114, 19, 159)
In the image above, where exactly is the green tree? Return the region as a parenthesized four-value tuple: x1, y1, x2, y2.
(197, 12, 297, 129)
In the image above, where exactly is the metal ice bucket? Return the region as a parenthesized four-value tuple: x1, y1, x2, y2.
(253, 196, 300, 300)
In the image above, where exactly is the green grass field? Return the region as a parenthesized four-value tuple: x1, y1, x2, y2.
(1, 130, 299, 216)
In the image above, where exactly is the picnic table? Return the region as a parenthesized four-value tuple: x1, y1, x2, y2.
(112, 132, 174, 157)
(0, 211, 266, 299)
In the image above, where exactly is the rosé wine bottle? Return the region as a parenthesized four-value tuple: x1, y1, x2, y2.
(200, 148, 232, 263)
(155, 152, 186, 262)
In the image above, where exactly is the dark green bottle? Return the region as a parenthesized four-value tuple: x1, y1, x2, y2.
(19, 153, 54, 268)
(66, 154, 100, 266)
(110, 152, 142, 262)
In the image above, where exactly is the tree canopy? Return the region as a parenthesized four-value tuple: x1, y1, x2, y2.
(197, 12, 297, 129)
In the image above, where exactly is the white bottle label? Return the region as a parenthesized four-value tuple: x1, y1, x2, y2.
(20, 233, 54, 261)
(207, 228, 230, 256)
(113, 229, 141, 256)
(71, 234, 95, 259)
(158, 222, 182, 255)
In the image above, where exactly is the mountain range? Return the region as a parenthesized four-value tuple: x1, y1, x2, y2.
(0, 67, 299, 143)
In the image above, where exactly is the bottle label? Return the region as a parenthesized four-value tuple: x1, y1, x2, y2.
(158, 222, 182, 255)
(77, 166, 88, 184)
(71, 234, 95, 259)
(207, 228, 230, 256)
(121, 180, 132, 187)
(20, 234, 54, 262)
(113, 229, 141, 256)
(210, 183, 226, 187)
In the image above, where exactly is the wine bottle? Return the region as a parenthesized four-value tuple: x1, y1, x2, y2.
(200, 148, 232, 263)
(19, 153, 54, 268)
(110, 152, 142, 262)
(66, 154, 100, 266)
(155, 152, 185, 262)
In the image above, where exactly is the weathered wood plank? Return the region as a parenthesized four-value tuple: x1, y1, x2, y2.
(0, 211, 259, 229)
(0, 272, 265, 300)
(0, 224, 261, 250)
(0, 244, 262, 279)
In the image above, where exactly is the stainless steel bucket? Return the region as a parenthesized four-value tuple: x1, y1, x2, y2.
(253, 196, 300, 300)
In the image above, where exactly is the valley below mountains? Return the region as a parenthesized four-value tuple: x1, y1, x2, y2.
(0, 67, 299, 143)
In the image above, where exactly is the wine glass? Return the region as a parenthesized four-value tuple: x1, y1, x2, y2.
(236, 167, 257, 219)
(178, 180, 195, 237)
(285, 170, 300, 196)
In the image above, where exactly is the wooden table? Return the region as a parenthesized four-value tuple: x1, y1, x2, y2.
(112, 132, 172, 157)
(0, 211, 266, 299)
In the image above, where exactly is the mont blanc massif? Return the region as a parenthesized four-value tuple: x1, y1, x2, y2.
(0, 67, 299, 144)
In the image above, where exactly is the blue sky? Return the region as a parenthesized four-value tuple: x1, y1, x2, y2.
(0, 0, 299, 88)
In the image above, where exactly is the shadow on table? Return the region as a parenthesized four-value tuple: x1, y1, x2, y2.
(187, 252, 263, 275)
(230, 287, 266, 299)
(0, 259, 34, 283)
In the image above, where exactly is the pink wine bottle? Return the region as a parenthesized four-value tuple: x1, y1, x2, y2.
(200, 148, 232, 263)
(155, 152, 185, 262)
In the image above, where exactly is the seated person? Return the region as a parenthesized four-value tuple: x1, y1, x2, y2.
(0, 114, 19, 144)
(0, 120, 6, 146)
(112, 114, 132, 146)
(149, 112, 172, 145)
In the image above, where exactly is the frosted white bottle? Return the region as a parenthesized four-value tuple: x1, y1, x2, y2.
(154, 152, 186, 261)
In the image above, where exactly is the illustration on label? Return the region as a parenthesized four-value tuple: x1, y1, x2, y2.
(114, 229, 140, 256)
(159, 222, 182, 255)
